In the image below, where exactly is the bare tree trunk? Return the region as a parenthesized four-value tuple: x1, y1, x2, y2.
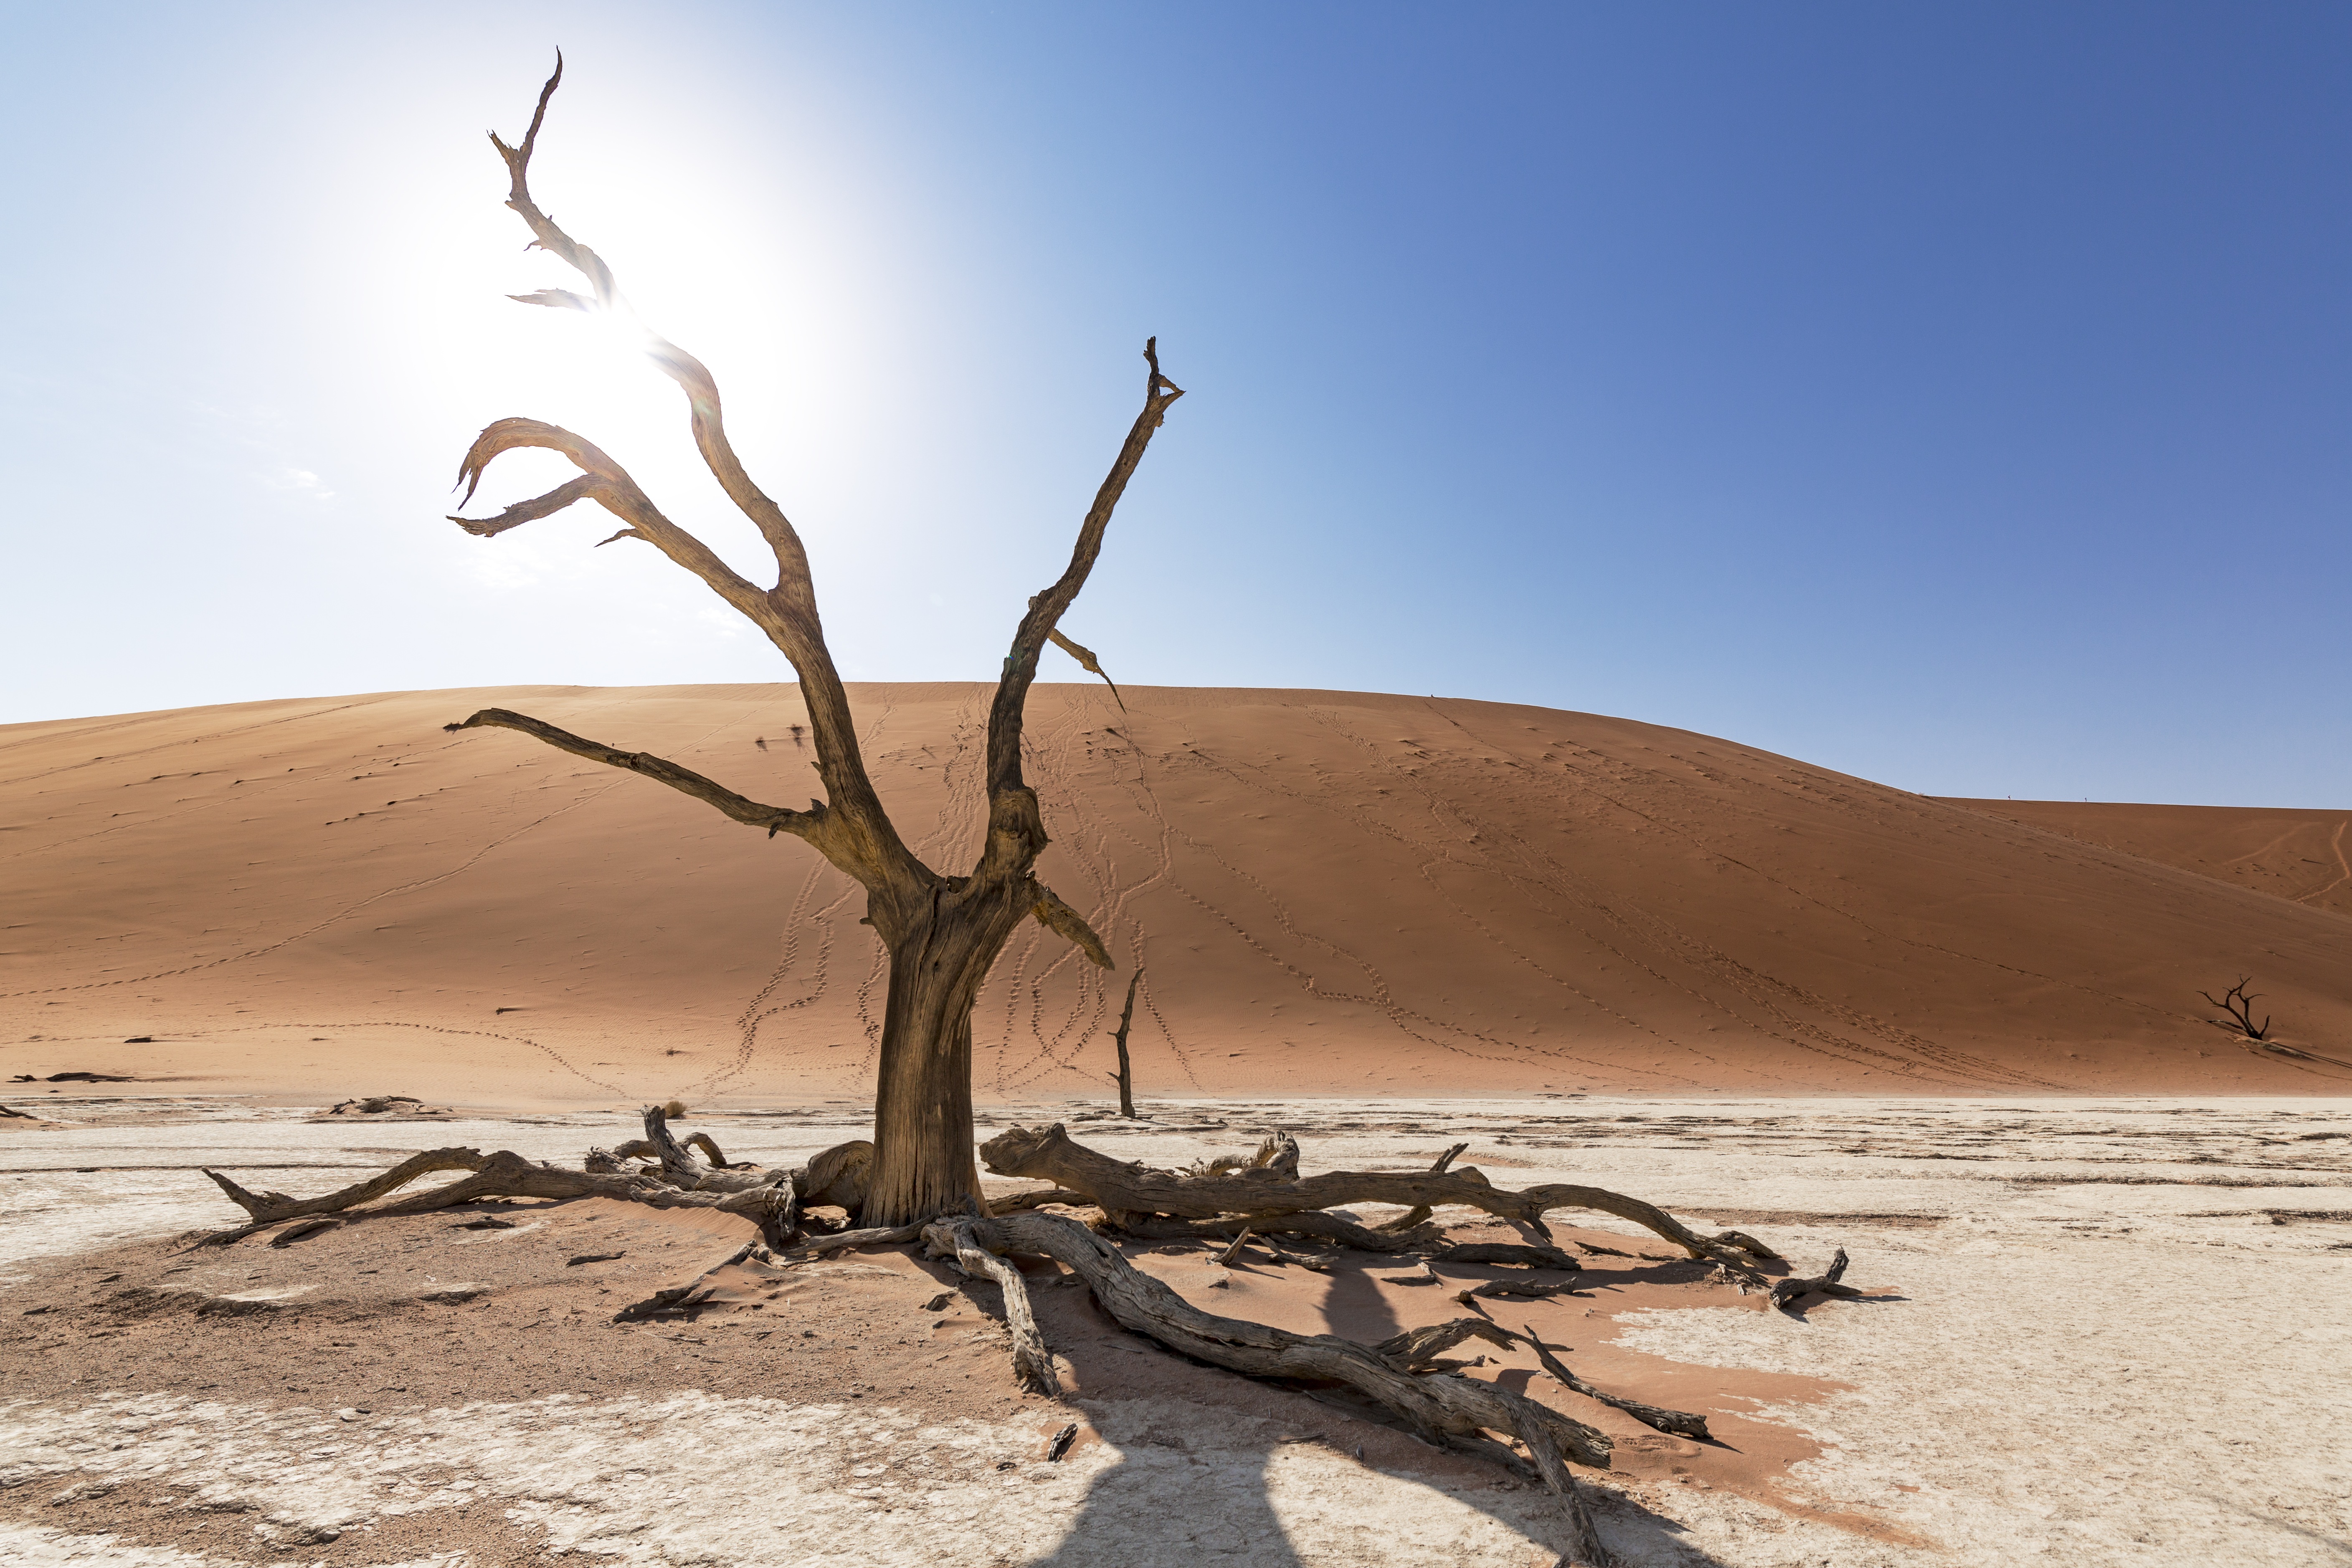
(864, 889, 1033, 1224)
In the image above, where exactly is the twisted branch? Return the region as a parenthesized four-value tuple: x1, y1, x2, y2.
(977, 339, 1184, 884)
(442, 708, 830, 849)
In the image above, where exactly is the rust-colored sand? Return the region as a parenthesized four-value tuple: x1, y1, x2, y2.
(1943, 797, 2352, 916)
(4, 683, 2347, 1104)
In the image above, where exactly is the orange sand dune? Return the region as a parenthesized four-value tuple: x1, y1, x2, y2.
(1942, 798, 2352, 918)
(3, 684, 2346, 1104)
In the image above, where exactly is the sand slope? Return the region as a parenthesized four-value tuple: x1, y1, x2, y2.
(1943, 798, 2352, 917)
(3, 684, 2347, 1103)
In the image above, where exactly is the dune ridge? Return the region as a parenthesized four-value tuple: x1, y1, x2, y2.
(3, 683, 2346, 1104)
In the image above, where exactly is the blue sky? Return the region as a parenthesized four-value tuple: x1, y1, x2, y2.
(3, 3, 2344, 805)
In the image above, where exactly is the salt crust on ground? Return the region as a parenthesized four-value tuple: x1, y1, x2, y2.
(4, 1094, 2349, 1566)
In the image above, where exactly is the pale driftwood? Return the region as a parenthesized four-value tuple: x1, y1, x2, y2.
(982, 1123, 1764, 1278)
(1771, 1248, 1865, 1310)
(1521, 1324, 1711, 1441)
(924, 1218, 1058, 1395)
(977, 1211, 1612, 1564)
(442, 61, 1181, 1227)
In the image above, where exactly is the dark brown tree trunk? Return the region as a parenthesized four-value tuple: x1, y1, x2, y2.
(862, 880, 1048, 1225)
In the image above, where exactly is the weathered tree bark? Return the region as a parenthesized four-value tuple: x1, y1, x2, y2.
(442, 59, 1179, 1227)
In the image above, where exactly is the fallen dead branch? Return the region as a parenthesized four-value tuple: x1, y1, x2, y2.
(982, 1122, 1769, 1280)
(1521, 1324, 1711, 1441)
(1455, 1279, 1587, 1304)
(1441, 1242, 1582, 1270)
(1771, 1247, 1865, 1310)
(195, 1106, 859, 1250)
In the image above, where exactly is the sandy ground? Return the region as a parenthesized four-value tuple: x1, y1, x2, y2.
(4, 1094, 2349, 1566)
(4, 684, 2349, 1109)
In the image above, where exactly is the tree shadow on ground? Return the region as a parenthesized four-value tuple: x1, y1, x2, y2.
(943, 1254, 1741, 1568)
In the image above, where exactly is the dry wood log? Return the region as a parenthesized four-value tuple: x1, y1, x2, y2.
(199, 1148, 804, 1246)
(1520, 1324, 1711, 1440)
(970, 1212, 1614, 1563)
(1264, 1237, 1334, 1273)
(1454, 1279, 1587, 1304)
(1214, 1227, 1256, 1267)
(1711, 1229, 1784, 1262)
(988, 1187, 1095, 1213)
(1440, 1242, 1581, 1270)
(1378, 1141, 1470, 1232)
(1118, 1211, 1444, 1254)
(923, 1217, 1058, 1394)
(982, 1123, 1764, 1279)
(1770, 1247, 1865, 1310)
(775, 1223, 925, 1257)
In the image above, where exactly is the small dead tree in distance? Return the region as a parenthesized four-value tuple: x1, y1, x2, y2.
(441, 58, 1173, 1225)
(2200, 977, 2271, 1041)
(1108, 967, 1143, 1118)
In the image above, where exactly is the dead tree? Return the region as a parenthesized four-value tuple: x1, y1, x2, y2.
(441, 59, 1175, 1224)
(2199, 977, 2272, 1040)
(1107, 968, 1143, 1118)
